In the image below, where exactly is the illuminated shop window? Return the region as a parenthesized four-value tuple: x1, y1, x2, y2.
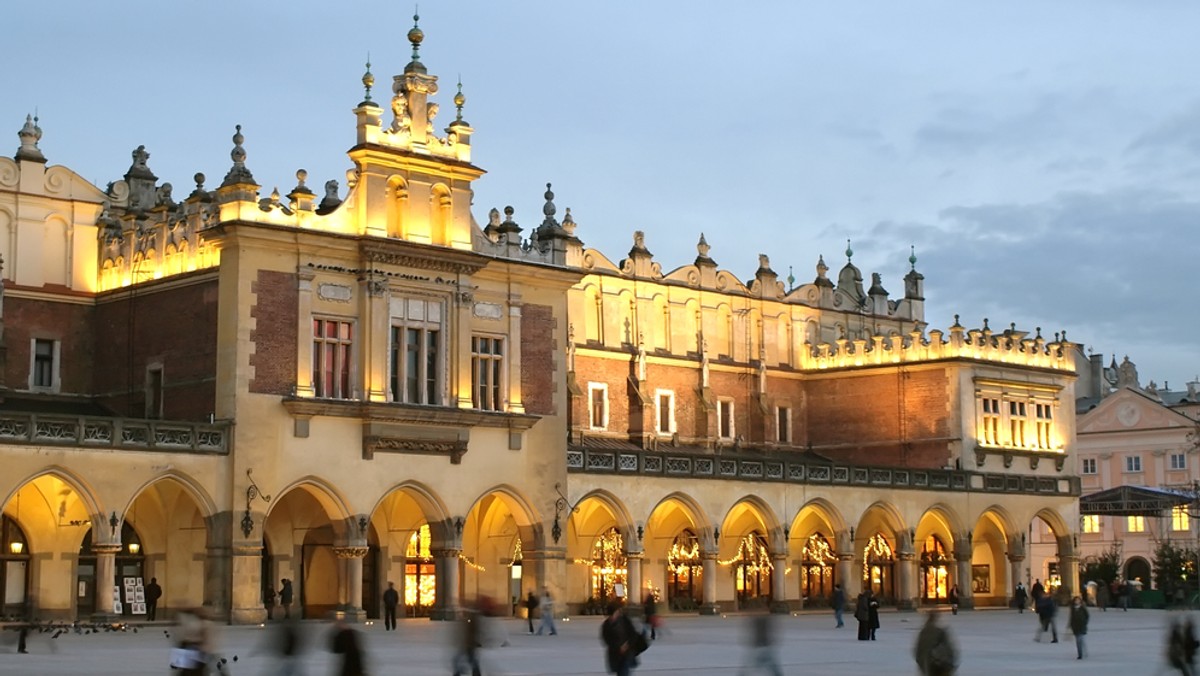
(1126, 516, 1145, 533)
(801, 534, 836, 602)
(405, 524, 436, 613)
(1172, 507, 1190, 532)
(1082, 515, 1100, 533)
(862, 533, 894, 601)
(591, 527, 627, 601)
(667, 530, 702, 606)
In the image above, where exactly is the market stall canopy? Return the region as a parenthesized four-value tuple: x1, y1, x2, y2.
(1079, 485, 1194, 517)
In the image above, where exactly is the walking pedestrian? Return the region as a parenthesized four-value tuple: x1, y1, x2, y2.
(1068, 595, 1088, 659)
(270, 615, 305, 676)
(1034, 594, 1058, 643)
(537, 588, 558, 636)
(948, 585, 959, 615)
(832, 583, 846, 628)
(144, 577, 162, 621)
(642, 593, 658, 640)
(452, 602, 483, 676)
(264, 585, 276, 621)
(738, 610, 783, 676)
(1014, 582, 1028, 614)
(330, 617, 366, 676)
(1119, 579, 1132, 611)
(1096, 581, 1108, 612)
(382, 581, 399, 631)
(867, 590, 881, 640)
(170, 607, 213, 676)
(280, 579, 294, 620)
(914, 612, 958, 675)
(600, 601, 641, 676)
(1031, 579, 1045, 602)
(525, 591, 538, 634)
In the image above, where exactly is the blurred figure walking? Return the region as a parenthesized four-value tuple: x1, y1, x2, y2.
(738, 610, 782, 676)
(330, 617, 366, 676)
(537, 589, 558, 636)
(1068, 595, 1088, 660)
(913, 612, 958, 676)
(382, 581, 399, 631)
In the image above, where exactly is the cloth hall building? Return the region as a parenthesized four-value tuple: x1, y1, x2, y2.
(0, 23, 1081, 624)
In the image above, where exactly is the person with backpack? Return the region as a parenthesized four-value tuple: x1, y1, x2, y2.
(914, 612, 958, 675)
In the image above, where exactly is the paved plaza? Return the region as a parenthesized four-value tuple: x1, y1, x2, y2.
(0, 608, 1189, 675)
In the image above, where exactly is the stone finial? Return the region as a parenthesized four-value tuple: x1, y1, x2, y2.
(316, 179, 342, 214)
(630, 230, 651, 256)
(697, 233, 710, 258)
(454, 78, 466, 123)
(188, 172, 212, 202)
(221, 125, 256, 187)
(787, 265, 795, 291)
(361, 56, 376, 105)
(868, 272, 887, 296)
(758, 254, 771, 272)
(16, 113, 45, 161)
(909, 245, 918, 270)
(814, 255, 833, 288)
(542, 183, 557, 221)
(562, 207, 577, 237)
(405, 11, 427, 74)
(845, 238, 853, 262)
(496, 205, 521, 235)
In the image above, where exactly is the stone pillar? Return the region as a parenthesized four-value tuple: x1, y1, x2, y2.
(91, 544, 121, 622)
(954, 535, 974, 609)
(230, 543, 267, 625)
(836, 554, 855, 598)
(1008, 554, 1027, 605)
(700, 553, 719, 615)
(335, 546, 369, 622)
(770, 553, 789, 613)
(896, 552, 918, 610)
(1056, 535, 1079, 599)
(431, 548, 461, 621)
(626, 551, 644, 610)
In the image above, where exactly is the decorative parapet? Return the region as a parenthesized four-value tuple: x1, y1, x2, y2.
(565, 447, 1079, 497)
(799, 324, 1075, 372)
(0, 413, 230, 454)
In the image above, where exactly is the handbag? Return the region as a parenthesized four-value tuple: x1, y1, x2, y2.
(633, 630, 650, 655)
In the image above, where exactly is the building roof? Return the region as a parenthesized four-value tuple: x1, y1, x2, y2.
(1079, 484, 1193, 516)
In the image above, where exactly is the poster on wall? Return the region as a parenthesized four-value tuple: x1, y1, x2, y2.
(132, 602, 147, 615)
(972, 564, 991, 594)
(113, 586, 122, 614)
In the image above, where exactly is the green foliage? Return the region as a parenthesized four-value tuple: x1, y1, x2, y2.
(1152, 540, 1198, 601)
(1081, 544, 1122, 587)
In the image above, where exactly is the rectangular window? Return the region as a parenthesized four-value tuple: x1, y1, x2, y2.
(146, 367, 164, 419)
(31, 338, 58, 390)
(1125, 455, 1142, 473)
(1171, 453, 1187, 471)
(1127, 516, 1145, 533)
(1082, 515, 1100, 534)
(718, 399, 735, 439)
(1035, 403, 1053, 449)
(776, 406, 791, 443)
(656, 390, 675, 435)
(1173, 506, 1190, 532)
(312, 319, 353, 399)
(471, 336, 504, 411)
(1008, 400, 1027, 447)
(389, 325, 440, 405)
(981, 397, 1000, 445)
(1081, 457, 1097, 475)
(588, 383, 608, 430)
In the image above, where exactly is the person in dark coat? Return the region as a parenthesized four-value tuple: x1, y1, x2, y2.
(280, 579, 294, 619)
(264, 585, 277, 621)
(948, 585, 959, 616)
(600, 602, 639, 676)
(642, 594, 659, 640)
(1034, 594, 1058, 643)
(855, 591, 871, 641)
(1014, 582, 1028, 613)
(1031, 579, 1045, 602)
(382, 581, 399, 631)
(452, 604, 482, 676)
(144, 577, 163, 621)
(1068, 595, 1088, 659)
(832, 583, 846, 628)
(525, 591, 539, 634)
(914, 612, 958, 676)
(330, 618, 366, 676)
(867, 591, 881, 640)
(1166, 617, 1196, 676)
(739, 611, 782, 676)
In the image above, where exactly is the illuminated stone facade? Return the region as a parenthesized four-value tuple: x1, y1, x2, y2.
(0, 21, 1080, 623)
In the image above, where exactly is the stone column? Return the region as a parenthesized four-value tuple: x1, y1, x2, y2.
(700, 553, 719, 615)
(836, 554, 855, 598)
(1008, 554, 1027, 606)
(626, 551, 644, 612)
(91, 544, 121, 622)
(896, 552, 917, 610)
(230, 543, 267, 625)
(770, 553, 789, 613)
(335, 547, 369, 622)
(1056, 536, 1079, 598)
(955, 556, 974, 609)
(431, 548, 461, 621)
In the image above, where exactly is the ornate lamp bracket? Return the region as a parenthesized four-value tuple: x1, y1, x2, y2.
(552, 482, 578, 544)
(241, 468, 273, 538)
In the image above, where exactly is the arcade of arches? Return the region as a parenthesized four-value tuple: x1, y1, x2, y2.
(1, 467, 1078, 620)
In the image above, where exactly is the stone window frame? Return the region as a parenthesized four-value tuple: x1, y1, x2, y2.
(312, 316, 357, 400)
(1081, 514, 1101, 534)
(471, 334, 506, 412)
(974, 380, 1060, 451)
(145, 362, 165, 419)
(1124, 454, 1142, 473)
(588, 382, 609, 431)
(1171, 506, 1190, 532)
(389, 297, 447, 406)
(29, 337, 61, 392)
(655, 389, 676, 436)
(1080, 457, 1097, 475)
(1170, 452, 1187, 471)
(775, 405, 791, 444)
(1126, 515, 1145, 533)
(717, 398, 735, 440)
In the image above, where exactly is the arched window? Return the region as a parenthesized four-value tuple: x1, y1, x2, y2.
(1, 515, 30, 618)
(405, 524, 435, 615)
(920, 535, 950, 601)
(801, 533, 837, 603)
(667, 529, 701, 608)
(733, 531, 772, 605)
(862, 533, 894, 602)
(591, 527, 627, 602)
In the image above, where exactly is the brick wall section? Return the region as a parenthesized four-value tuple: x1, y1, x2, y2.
(520, 304, 556, 416)
(249, 270, 298, 396)
(2, 296, 94, 393)
(93, 279, 219, 420)
(805, 368, 951, 468)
